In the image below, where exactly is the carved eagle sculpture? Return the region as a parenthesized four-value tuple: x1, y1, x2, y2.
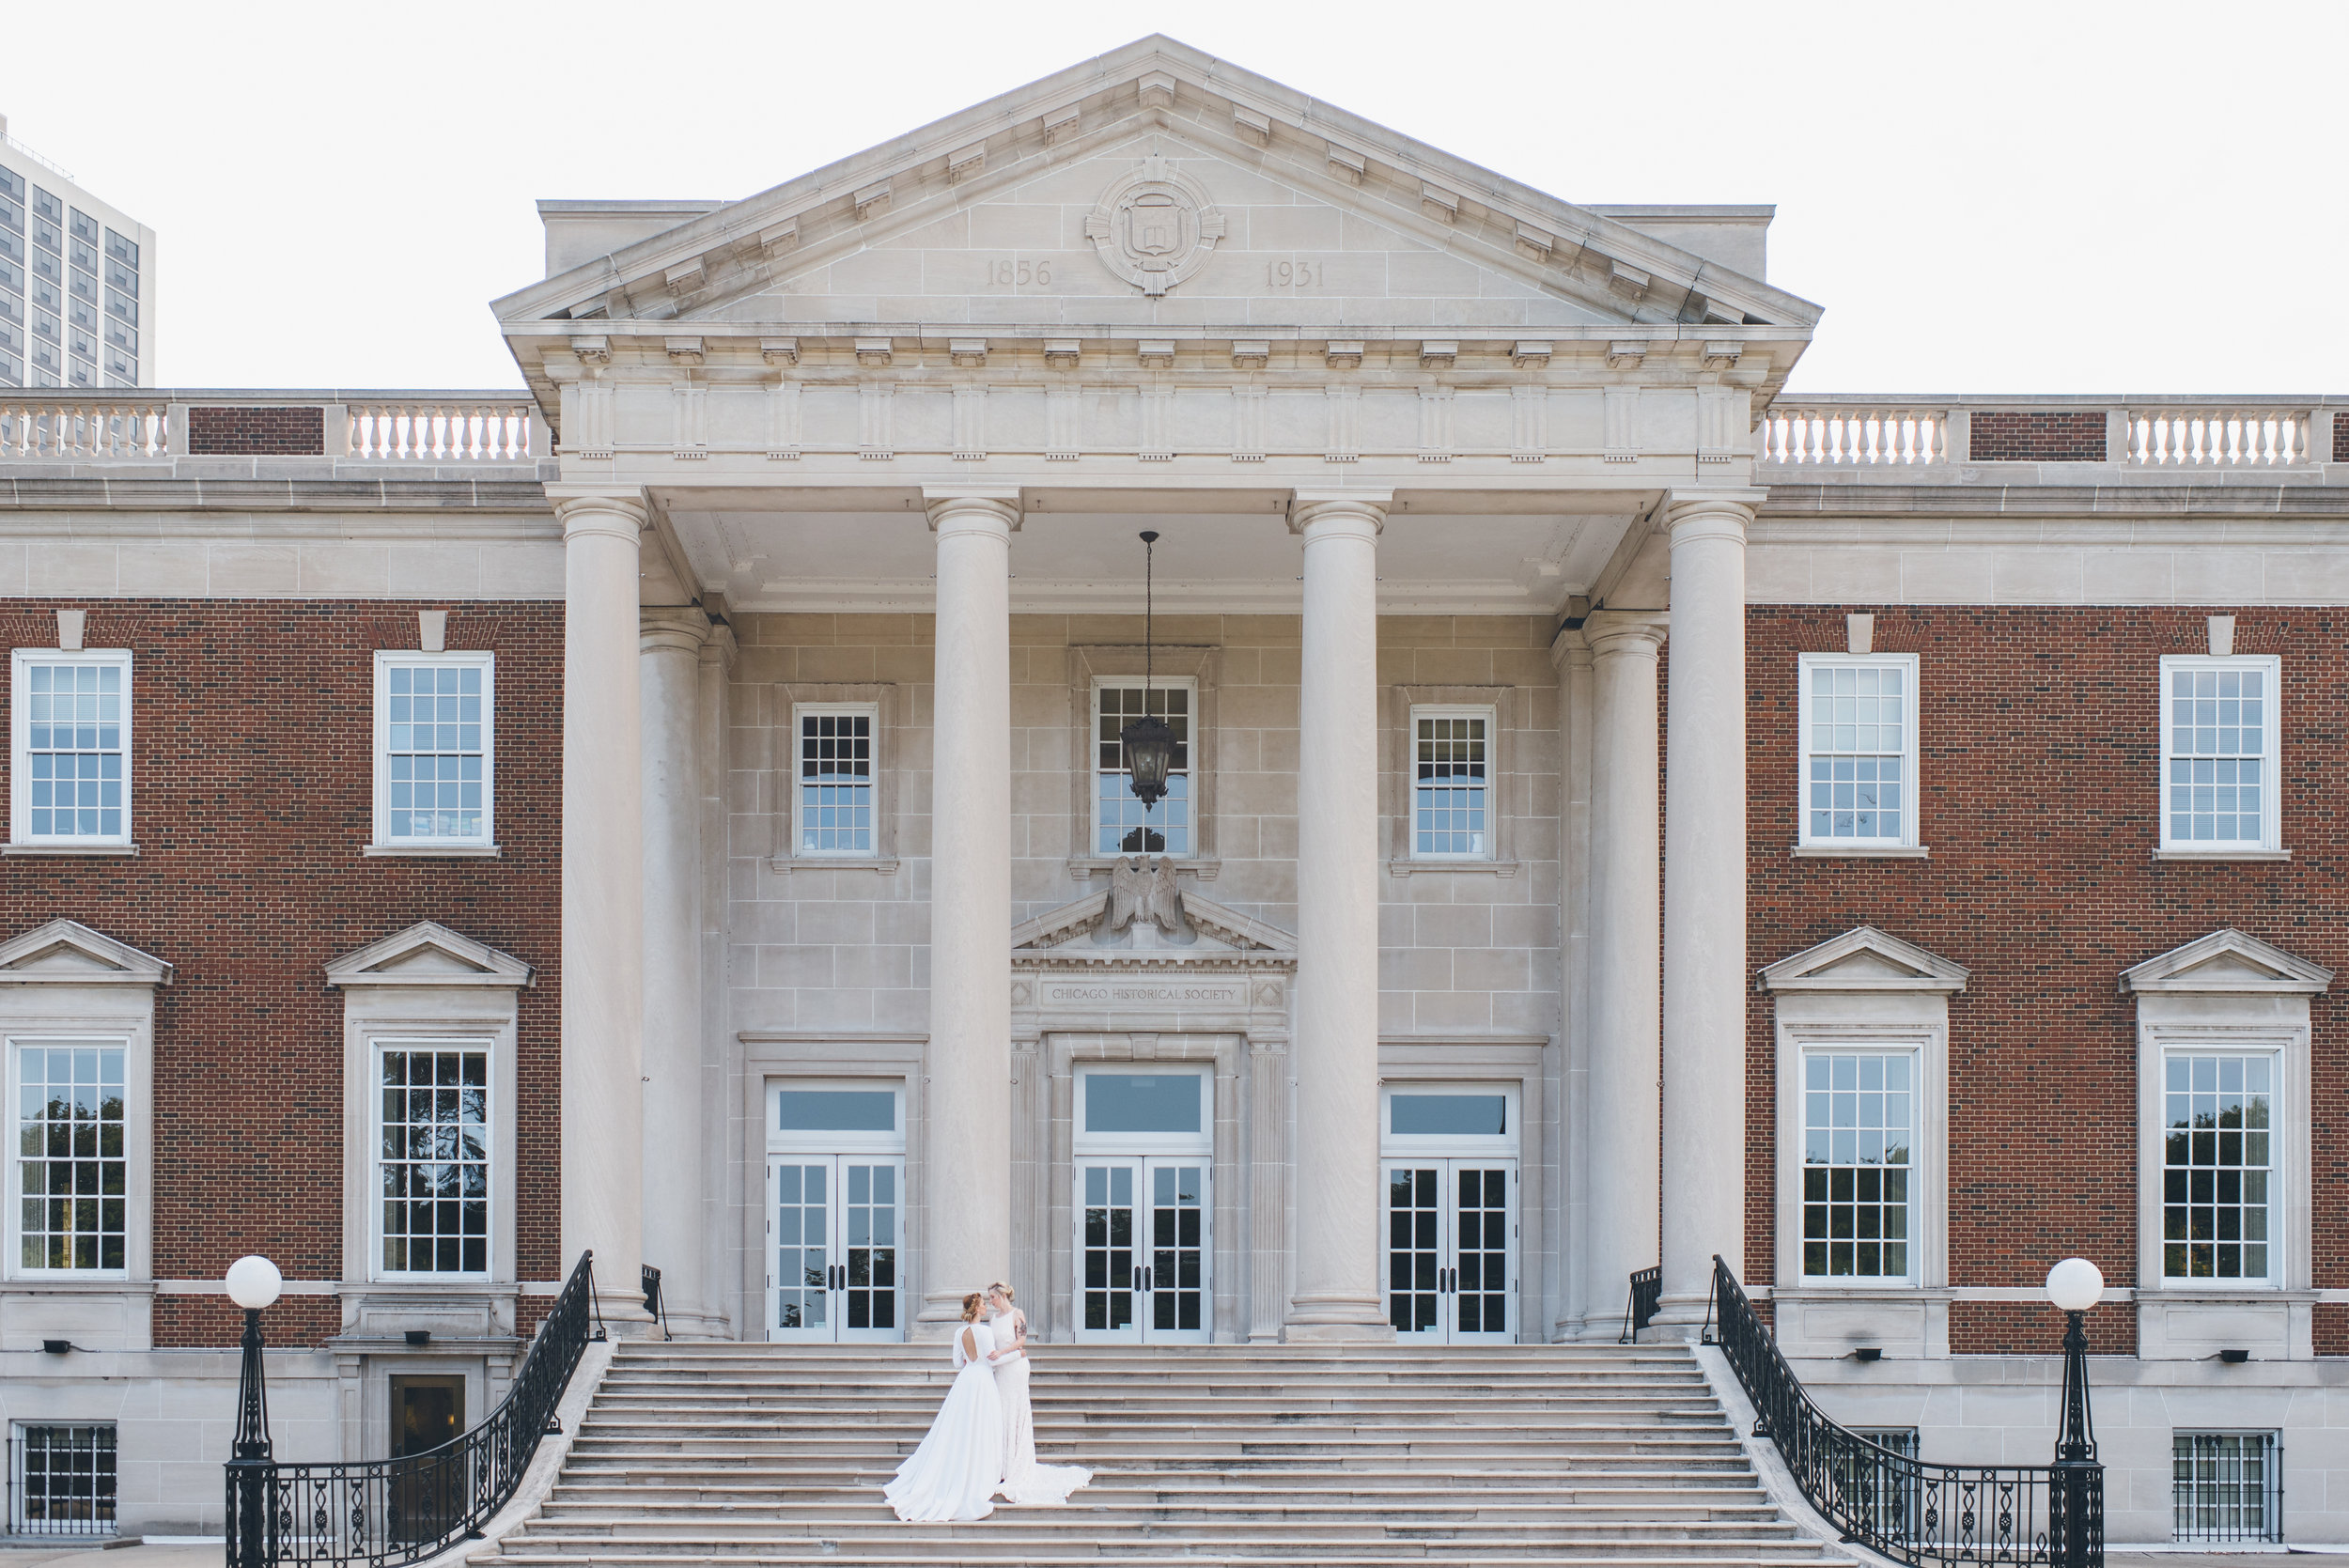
(1098, 855, 1194, 943)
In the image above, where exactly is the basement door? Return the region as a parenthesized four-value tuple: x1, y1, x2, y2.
(765, 1080, 906, 1343)
(1381, 1085, 1520, 1344)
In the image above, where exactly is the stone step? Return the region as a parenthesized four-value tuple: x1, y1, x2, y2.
(479, 1547, 1838, 1566)
(542, 1483, 1773, 1505)
(525, 1508, 1800, 1534)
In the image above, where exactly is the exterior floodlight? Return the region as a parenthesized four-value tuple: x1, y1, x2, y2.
(2045, 1257, 2103, 1314)
(226, 1254, 284, 1311)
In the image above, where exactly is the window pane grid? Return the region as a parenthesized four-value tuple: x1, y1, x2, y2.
(1800, 1051, 1912, 1280)
(1414, 715, 1488, 857)
(23, 661, 124, 839)
(379, 1048, 490, 1275)
(2168, 667, 2264, 844)
(2163, 1053, 2272, 1281)
(16, 1046, 125, 1272)
(1806, 664, 1904, 842)
(14, 1424, 117, 1533)
(1096, 686, 1190, 856)
(798, 711, 874, 854)
(2172, 1432, 2280, 1542)
(384, 663, 485, 840)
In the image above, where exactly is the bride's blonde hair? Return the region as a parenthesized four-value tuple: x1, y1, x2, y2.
(959, 1292, 985, 1322)
(988, 1281, 1015, 1303)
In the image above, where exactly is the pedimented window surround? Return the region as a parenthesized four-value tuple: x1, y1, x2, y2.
(327, 922, 532, 1339)
(0, 919, 168, 1351)
(2123, 929, 2328, 1359)
(1761, 926, 1966, 1359)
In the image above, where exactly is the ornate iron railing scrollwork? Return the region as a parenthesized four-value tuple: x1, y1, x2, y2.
(226, 1251, 598, 1568)
(1620, 1265, 1662, 1343)
(1708, 1257, 2102, 1568)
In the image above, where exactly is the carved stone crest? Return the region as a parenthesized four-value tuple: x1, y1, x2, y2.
(1095, 856, 1194, 945)
(1083, 155, 1225, 298)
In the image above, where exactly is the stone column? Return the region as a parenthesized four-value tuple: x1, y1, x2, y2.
(640, 607, 714, 1334)
(552, 490, 654, 1326)
(917, 488, 1021, 1334)
(1580, 613, 1667, 1334)
(695, 621, 738, 1338)
(1283, 490, 1394, 1342)
(1655, 489, 1763, 1331)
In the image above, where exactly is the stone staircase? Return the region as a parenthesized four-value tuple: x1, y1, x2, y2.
(473, 1341, 1841, 1567)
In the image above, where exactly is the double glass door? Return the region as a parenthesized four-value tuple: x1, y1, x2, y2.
(1076, 1157, 1209, 1343)
(1386, 1158, 1516, 1343)
(767, 1155, 904, 1342)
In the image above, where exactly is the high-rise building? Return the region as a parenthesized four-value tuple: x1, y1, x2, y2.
(0, 112, 156, 388)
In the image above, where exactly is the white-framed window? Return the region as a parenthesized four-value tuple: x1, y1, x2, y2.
(1073, 1065, 1210, 1156)
(2161, 1048, 2279, 1284)
(2159, 656, 2280, 852)
(1798, 1047, 1918, 1282)
(8, 649, 132, 846)
(793, 703, 876, 857)
(1093, 677, 1195, 857)
(9, 1038, 127, 1275)
(1797, 654, 1919, 849)
(1409, 705, 1494, 860)
(374, 1040, 491, 1278)
(372, 652, 493, 848)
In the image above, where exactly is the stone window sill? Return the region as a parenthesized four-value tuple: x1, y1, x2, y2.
(770, 856, 900, 875)
(365, 843, 503, 858)
(1389, 859, 1519, 877)
(2, 842, 140, 857)
(1067, 857, 1220, 880)
(2155, 847, 2291, 862)
(1790, 844, 1930, 859)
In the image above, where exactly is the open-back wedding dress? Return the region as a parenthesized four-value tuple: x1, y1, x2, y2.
(881, 1317, 1005, 1522)
(988, 1306, 1093, 1506)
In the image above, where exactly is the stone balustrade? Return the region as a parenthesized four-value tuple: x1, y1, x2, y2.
(0, 391, 546, 466)
(1760, 395, 2346, 473)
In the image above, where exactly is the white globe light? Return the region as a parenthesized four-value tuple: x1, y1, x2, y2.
(226, 1255, 283, 1312)
(2046, 1256, 2104, 1313)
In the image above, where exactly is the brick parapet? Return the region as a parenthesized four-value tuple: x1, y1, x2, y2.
(186, 405, 327, 457)
(1966, 410, 2108, 463)
(0, 598, 563, 1348)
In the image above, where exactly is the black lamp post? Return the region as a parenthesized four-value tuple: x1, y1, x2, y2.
(226, 1254, 282, 1568)
(2046, 1257, 2105, 1568)
(1121, 530, 1175, 813)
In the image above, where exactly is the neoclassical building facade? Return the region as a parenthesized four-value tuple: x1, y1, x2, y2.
(2, 34, 2347, 1543)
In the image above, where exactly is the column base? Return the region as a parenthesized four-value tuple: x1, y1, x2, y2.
(1641, 1293, 1713, 1343)
(590, 1295, 661, 1340)
(913, 1289, 988, 1341)
(1283, 1293, 1396, 1343)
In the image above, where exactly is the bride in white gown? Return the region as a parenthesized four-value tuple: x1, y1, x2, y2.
(985, 1282, 1093, 1506)
(882, 1293, 1012, 1522)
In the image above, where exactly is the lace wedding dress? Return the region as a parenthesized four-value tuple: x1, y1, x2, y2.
(881, 1318, 1006, 1522)
(988, 1308, 1093, 1505)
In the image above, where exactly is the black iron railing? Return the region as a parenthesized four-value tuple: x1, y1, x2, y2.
(227, 1251, 599, 1568)
(1620, 1265, 1661, 1343)
(1707, 1257, 2102, 1568)
(8, 1426, 117, 1536)
(2172, 1432, 2281, 1543)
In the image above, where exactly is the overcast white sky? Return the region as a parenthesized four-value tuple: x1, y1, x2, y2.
(8, 0, 2343, 395)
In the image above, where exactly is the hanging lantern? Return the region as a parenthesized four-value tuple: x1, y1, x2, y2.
(1122, 530, 1175, 809)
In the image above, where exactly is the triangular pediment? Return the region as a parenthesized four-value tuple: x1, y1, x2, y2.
(326, 923, 535, 990)
(1760, 926, 1968, 995)
(1012, 885, 1296, 966)
(496, 36, 1816, 407)
(2121, 929, 2331, 996)
(0, 920, 172, 987)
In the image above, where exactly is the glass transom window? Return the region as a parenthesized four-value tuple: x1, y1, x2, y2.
(15, 1043, 125, 1272)
(1096, 681, 1192, 856)
(1798, 655, 1916, 847)
(11, 651, 131, 845)
(2163, 1052, 2274, 1281)
(1800, 1050, 1913, 1280)
(379, 1046, 490, 1276)
(2161, 658, 2279, 849)
(1411, 707, 1491, 858)
(796, 706, 875, 855)
(376, 653, 493, 846)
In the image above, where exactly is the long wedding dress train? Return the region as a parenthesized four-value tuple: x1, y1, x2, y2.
(881, 1318, 1005, 1522)
(988, 1309, 1093, 1506)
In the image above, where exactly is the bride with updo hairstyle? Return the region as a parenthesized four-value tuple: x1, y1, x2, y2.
(881, 1291, 1019, 1521)
(983, 1281, 1092, 1506)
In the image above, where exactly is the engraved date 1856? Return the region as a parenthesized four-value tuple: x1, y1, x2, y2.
(985, 258, 1052, 287)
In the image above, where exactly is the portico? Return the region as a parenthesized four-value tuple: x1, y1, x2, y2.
(501, 35, 1813, 1346)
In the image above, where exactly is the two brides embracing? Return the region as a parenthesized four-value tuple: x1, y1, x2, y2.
(883, 1282, 1094, 1523)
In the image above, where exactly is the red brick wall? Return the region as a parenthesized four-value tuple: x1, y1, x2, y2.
(1967, 411, 2108, 463)
(0, 599, 562, 1348)
(1747, 606, 2348, 1355)
(2334, 414, 2349, 464)
(187, 406, 325, 457)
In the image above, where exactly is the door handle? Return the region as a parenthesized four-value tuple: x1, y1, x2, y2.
(832, 1265, 844, 1292)
(1130, 1266, 1141, 1294)
(1144, 1266, 1154, 1293)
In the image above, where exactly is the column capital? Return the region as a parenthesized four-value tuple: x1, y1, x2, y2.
(549, 488, 650, 545)
(922, 488, 1023, 536)
(1582, 610, 1669, 658)
(639, 606, 711, 657)
(1663, 488, 1765, 545)
(698, 617, 739, 671)
(1286, 489, 1392, 537)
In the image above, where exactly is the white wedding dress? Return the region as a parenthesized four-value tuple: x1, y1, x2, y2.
(988, 1308, 1093, 1506)
(881, 1318, 1006, 1522)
